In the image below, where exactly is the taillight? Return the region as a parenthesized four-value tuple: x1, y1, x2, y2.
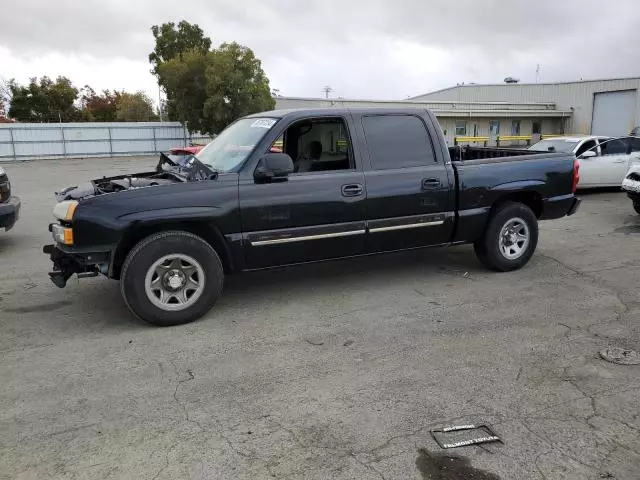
(572, 158, 580, 193)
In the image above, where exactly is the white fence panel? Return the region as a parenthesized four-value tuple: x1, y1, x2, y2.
(0, 121, 191, 161)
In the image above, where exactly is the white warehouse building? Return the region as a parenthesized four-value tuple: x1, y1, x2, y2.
(274, 77, 640, 146)
(412, 77, 640, 138)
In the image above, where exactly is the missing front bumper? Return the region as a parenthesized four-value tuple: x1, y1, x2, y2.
(43, 244, 110, 288)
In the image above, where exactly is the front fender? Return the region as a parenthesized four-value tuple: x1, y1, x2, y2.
(117, 206, 221, 224)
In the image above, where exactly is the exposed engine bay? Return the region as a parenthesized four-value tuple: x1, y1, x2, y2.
(56, 153, 216, 201)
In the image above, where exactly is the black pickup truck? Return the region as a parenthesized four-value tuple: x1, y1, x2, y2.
(44, 108, 580, 326)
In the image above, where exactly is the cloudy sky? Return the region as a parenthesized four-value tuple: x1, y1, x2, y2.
(1, 0, 639, 103)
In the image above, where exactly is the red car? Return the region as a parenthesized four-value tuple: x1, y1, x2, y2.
(168, 145, 204, 155)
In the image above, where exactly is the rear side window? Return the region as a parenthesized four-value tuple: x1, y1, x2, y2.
(601, 138, 628, 155)
(362, 115, 436, 170)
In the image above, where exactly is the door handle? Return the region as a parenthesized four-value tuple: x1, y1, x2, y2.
(341, 184, 364, 197)
(422, 178, 441, 190)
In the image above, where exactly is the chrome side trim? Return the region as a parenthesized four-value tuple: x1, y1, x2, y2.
(251, 229, 366, 246)
(369, 220, 445, 233)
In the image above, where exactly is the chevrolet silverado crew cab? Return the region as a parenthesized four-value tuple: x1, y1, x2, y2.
(44, 108, 580, 326)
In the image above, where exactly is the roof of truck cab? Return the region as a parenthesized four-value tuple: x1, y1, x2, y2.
(247, 107, 432, 118)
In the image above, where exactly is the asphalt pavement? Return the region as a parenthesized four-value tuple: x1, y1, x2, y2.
(1, 156, 639, 480)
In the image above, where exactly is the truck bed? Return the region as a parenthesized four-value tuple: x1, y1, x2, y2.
(449, 145, 552, 162)
(450, 150, 577, 243)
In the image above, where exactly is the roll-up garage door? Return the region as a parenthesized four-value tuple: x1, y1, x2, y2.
(591, 90, 637, 136)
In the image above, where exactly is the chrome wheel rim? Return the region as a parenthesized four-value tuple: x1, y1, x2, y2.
(499, 217, 530, 260)
(144, 254, 205, 311)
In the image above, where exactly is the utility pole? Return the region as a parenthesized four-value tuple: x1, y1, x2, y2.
(322, 85, 333, 99)
(536, 64, 540, 84)
(158, 84, 163, 122)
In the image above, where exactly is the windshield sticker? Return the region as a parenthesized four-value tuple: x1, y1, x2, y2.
(251, 119, 276, 129)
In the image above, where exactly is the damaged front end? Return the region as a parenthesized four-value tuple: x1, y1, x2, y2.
(56, 153, 216, 201)
(43, 244, 109, 287)
(45, 153, 217, 288)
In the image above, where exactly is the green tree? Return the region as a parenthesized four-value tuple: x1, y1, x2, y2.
(8, 76, 79, 122)
(150, 21, 274, 134)
(156, 50, 209, 132)
(203, 42, 275, 134)
(115, 91, 157, 122)
(149, 21, 212, 76)
(79, 86, 119, 122)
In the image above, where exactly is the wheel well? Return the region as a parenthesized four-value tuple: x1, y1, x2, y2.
(492, 191, 543, 218)
(111, 221, 233, 279)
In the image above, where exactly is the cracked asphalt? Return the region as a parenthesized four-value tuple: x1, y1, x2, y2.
(1, 156, 639, 480)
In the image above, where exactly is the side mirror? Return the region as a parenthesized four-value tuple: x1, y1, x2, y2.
(254, 153, 294, 182)
(579, 150, 597, 159)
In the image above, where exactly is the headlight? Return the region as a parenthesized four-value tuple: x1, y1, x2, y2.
(0, 166, 6, 176)
(51, 224, 74, 245)
(53, 200, 78, 221)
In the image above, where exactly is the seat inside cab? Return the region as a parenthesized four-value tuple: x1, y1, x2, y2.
(271, 117, 352, 173)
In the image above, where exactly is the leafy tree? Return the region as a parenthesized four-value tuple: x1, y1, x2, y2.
(79, 86, 119, 122)
(149, 21, 212, 76)
(157, 50, 209, 132)
(115, 91, 157, 122)
(0, 78, 11, 116)
(150, 22, 274, 134)
(8, 76, 79, 122)
(203, 42, 275, 134)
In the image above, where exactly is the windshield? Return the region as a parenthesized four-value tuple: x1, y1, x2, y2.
(195, 117, 278, 172)
(528, 139, 579, 153)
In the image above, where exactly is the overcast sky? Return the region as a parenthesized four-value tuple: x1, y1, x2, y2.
(1, 0, 639, 103)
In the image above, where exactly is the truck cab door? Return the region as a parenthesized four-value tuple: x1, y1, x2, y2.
(239, 115, 367, 268)
(357, 113, 455, 252)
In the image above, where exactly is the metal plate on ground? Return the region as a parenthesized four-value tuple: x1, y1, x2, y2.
(430, 424, 501, 449)
(599, 347, 640, 365)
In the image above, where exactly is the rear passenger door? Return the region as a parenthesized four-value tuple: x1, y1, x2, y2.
(359, 113, 455, 252)
(598, 138, 633, 185)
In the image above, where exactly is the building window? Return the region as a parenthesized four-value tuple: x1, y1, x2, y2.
(489, 120, 500, 136)
(532, 121, 542, 134)
(455, 121, 467, 136)
(511, 120, 521, 135)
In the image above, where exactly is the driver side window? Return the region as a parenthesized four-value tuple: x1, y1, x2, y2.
(268, 117, 353, 174)
(576, 140, 597, 157)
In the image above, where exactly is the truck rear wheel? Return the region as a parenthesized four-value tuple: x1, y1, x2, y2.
(474, 202, 538, 272)
(120, 231, 224, 326)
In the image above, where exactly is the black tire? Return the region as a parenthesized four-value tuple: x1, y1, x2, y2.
(120, 231, 224, 326)
(634, 203, 640, 215)
(474, 202, 539, 272)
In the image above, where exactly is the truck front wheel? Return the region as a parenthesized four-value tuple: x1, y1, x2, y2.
(474, 202, 539, 272)
(120, 231, 224, 326)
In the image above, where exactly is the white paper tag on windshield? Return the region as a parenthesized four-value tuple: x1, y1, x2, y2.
(251, 119, 276, 129)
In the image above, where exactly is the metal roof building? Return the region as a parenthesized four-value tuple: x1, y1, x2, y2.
(410, 77, 640, 137)
(274, 96, 570, 146)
